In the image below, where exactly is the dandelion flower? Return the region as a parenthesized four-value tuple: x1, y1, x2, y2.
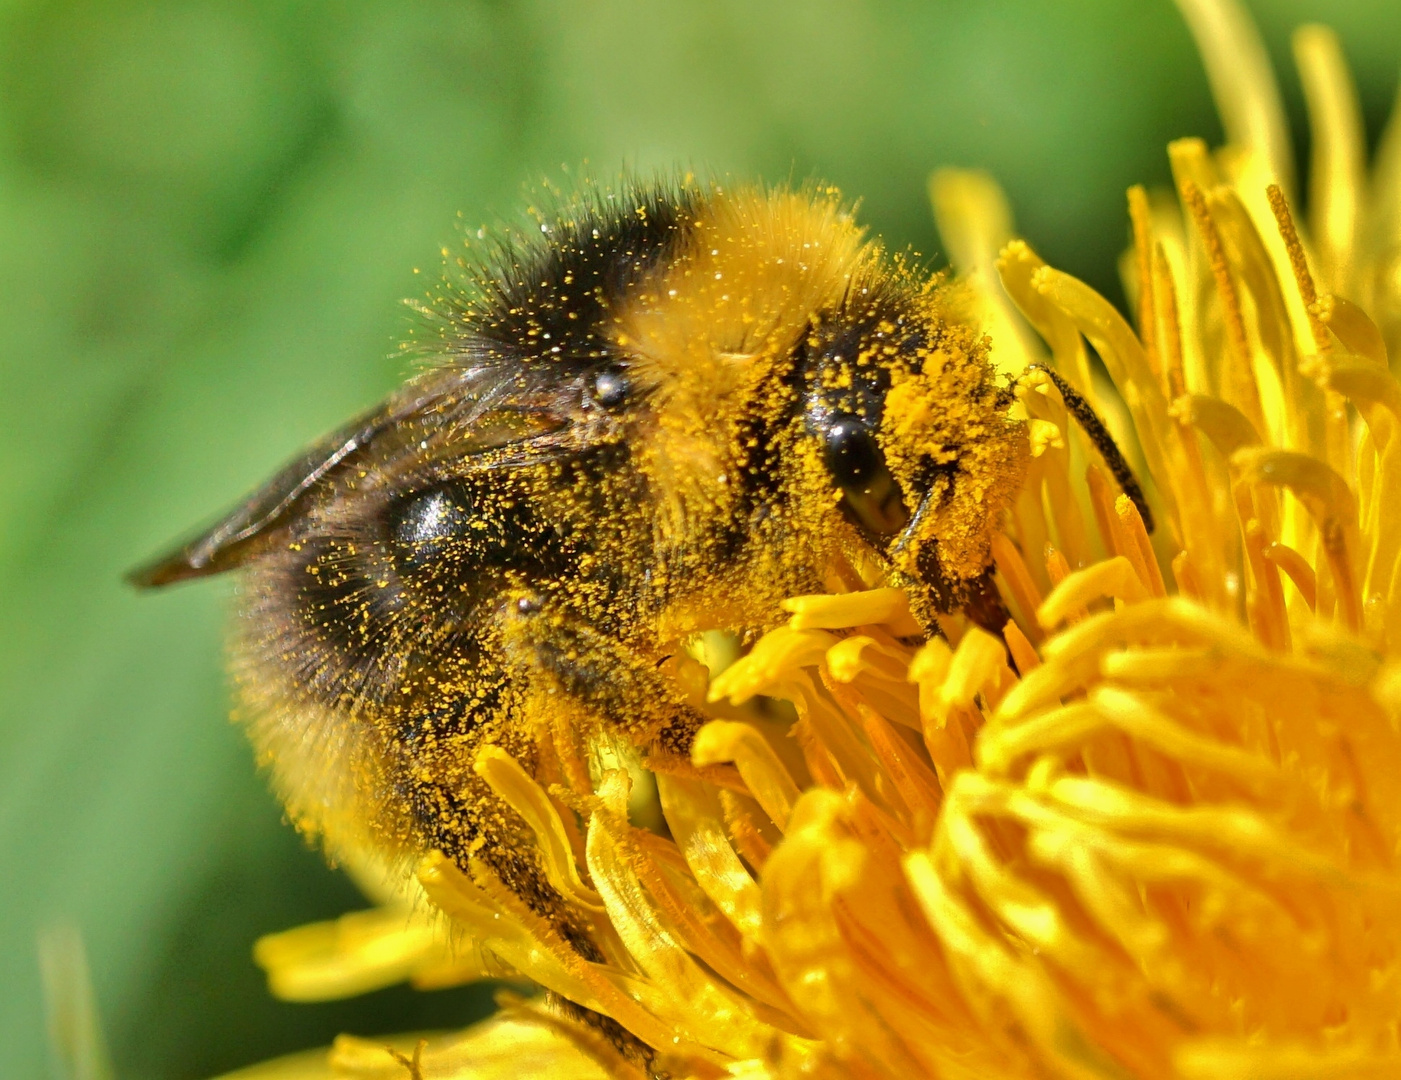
(226, 0, 1401, 1076)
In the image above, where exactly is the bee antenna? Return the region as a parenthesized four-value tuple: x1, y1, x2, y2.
(1023, 365, 1155, 534)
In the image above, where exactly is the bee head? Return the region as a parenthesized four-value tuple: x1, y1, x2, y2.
(804, 294, 1029, 612)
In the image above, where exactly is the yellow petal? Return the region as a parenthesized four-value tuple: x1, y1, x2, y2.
(326, 1014, 619, 1080)
(692, 721, 802, 830)
(781, 587, 918, 633)
(209, 1048, 333, 1080)
(928, 167, 1044, 377)
(253, 908, 458, 1002)
(1294, 24, 1367, 296)
(474, 746, 604, 913)
(1173, 0, 1294, 193)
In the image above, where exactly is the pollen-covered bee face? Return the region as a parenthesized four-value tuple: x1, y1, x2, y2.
(802, 296, 1029, 619)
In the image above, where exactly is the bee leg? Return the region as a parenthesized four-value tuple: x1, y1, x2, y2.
(505, 597, 707, 752)
(395, 718, 608, 957)
(655, 707, 706, 759)
(963, 568, 1013, 637)
(399, 696, 668, 1071)
(546, 993, 661, 1077)
(891, 563, 1011, 640)
(497, 598, 691, 1076)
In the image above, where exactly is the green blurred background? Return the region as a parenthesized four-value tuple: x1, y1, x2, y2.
(1, 1, 1398, 1076)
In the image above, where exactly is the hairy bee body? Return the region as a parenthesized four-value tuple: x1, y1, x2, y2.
(135, 181, 1027, 954)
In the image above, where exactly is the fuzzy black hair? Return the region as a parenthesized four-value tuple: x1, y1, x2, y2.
(414, 175, 708, 380)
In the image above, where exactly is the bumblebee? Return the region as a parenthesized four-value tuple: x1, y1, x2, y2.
(134, 180, 1133, 971)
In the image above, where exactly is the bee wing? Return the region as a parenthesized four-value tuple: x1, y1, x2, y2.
(129, 367, 578, 588)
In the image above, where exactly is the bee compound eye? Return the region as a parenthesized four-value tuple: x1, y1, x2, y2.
(820, 413, 910, 538)
(391, 486, 469, 549)
(388, 485, 472, 572)
(822, 415, 882, 490)
(590, 366, 629, 410)
(388, 481, 565, 585)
